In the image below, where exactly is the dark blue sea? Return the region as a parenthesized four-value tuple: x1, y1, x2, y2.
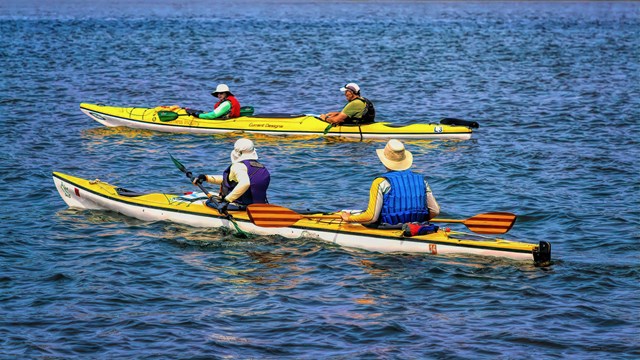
(1, 1, 639, 358)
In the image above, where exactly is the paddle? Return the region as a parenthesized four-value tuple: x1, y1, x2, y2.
(321, 120, 364, 141)
(169, 153, 248, 237)
(440, 118, 480, 129)
(429, 212, 516, 234)
(247, 204, 341, 228)
(247, 204, 516, 234)
(158, 106, 256, 122)
(157, 111, 188, 122)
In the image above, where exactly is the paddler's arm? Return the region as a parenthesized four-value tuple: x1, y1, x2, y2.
(198, 100, 231, 120)
(319, 111, 347, 124)
(425, 182, 440, 219)
(341, 178, 385, 224)
(199, 175, 223, 185)
(321, 100, 364, 124)
(222, 162, 250, 203)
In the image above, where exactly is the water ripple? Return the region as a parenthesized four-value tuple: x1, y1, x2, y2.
(1, 1, 639, 359)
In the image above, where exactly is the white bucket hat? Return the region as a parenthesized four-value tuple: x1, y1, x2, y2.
(340, 83, 360, 94)
(376, 139, 413, 171)
(212, 84, 234, 96)
(230, 138, 258, 163)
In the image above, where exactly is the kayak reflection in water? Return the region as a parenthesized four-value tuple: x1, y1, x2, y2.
(340, 139, 440, 227)
(319, 82, 375, 125)
(185, 83, 242, 119)
(193, 138, 270, 212)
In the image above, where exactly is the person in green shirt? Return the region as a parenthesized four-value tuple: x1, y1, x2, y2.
(319, 83, 376, 125)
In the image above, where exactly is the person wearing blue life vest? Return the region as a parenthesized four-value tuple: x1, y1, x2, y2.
(340, 139, 440, 226)
(319, 83, 375, 125)
(193, 138, 270, 212)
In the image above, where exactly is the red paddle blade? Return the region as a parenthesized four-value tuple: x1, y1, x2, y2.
(247, 204, 303, 228)
(464, 212, 516, 234)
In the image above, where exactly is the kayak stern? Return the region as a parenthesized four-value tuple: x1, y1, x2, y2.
(533, 241, 552, 267)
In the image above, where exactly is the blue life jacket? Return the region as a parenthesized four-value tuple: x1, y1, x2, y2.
(380, 170, 429, 225)
(220, 160, 270, 205)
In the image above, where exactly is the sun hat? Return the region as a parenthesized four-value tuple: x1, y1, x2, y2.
(340, 83, 360, 94)
(211, 84, 234, 96)
(230, 138, 258, 163)
(376, 139, 413, 171)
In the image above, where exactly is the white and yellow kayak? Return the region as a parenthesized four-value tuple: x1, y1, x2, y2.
(52, 172, 550, 266)
(80, 103, 477, 140)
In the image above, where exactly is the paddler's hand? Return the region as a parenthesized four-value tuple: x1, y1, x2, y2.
(217, 200, 229, 213)
(340, 211, 350, 222)
(185, 108, 202, 117)
(193, 174, 207, 185)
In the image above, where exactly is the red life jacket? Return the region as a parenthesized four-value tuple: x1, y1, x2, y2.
(214, 95, 241, 118)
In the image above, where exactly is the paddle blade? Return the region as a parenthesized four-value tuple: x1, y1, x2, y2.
(440, 117, 480, 129)
(157, 110, 179, 122)
(463, 212, 516, 234)
(169, 153, 188, 174)
(247, 204, 303, 227)
(239, 106, 255, 116)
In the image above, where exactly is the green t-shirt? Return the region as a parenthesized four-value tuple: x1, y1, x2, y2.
(199, 100, 231, 120)
(341, 98, 366, 119)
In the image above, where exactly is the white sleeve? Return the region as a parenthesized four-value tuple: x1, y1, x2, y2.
(425, 181, 440, 219)
(224, 163, 250, 202)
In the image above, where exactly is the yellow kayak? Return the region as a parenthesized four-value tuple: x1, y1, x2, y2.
(52, 171, 550, 266)
(80, 103, 477, 140)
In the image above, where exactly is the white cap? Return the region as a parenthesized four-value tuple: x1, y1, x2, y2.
(340, 83, 360, 94)
(230, 138, 258, 163)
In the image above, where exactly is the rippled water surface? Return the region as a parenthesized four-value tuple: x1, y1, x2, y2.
(1, 1, 639, 358)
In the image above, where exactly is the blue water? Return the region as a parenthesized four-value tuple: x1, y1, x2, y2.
(1, 1, 639, 358)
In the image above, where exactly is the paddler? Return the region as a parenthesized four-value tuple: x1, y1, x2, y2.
(340, 139, 440, 227)
(319, 82, 375, 125)
(193, 138, 270, 212)
(185, 84, 242, 119)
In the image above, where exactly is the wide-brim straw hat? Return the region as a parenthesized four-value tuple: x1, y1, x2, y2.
(376, 139, 413, 171)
